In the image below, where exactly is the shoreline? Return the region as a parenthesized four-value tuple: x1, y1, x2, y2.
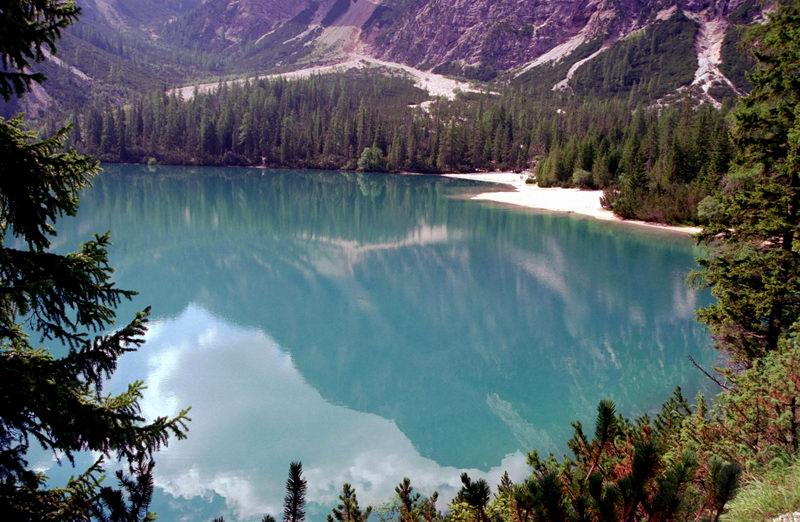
(99, 162, 700, 235)
(443, 173, 703, 235)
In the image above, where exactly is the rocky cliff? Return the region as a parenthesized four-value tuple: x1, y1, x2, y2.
(162, 0, 759, 97)
(12, 0, 763, 116)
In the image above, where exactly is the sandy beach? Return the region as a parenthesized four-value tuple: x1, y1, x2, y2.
(444, 173, 702, 235)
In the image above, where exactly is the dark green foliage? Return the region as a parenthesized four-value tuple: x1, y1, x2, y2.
(708, 457, 742, 520)
(729, 0, 762, 25)
(695, 0, 800, 362)
(394, 477, 441, 522)
(719, 0, 762, 92)
(74, 71, 429, 169)
(539, 100, 731, 224)
(0, 0, 79, 99)
(71, 71, 732, 224)
(571, 13, 698, 100)
(94, 453, 157, 522)
(720, 25, 756, 92)
(513, 39, 603, 91)
(283, 461, 307, 522)
(0, 113, 192, 521)
(649, 449, 697, 520)
(594, 400, 619, 445)
(7, 3, 223, 118)
(455, 472, 491, 520)
(327, 483, 371, 522)
(0, 3, 189, 519)
(358, 145, 386, 171)
(432, 61, 498, 81)
(498, 395, 739, 521)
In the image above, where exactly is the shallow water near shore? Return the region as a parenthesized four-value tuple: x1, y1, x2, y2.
(50, 164, 716, 520)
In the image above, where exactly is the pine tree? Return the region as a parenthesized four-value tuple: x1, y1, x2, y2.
(116, 106, 127, 161)
(706, 457, 741, 522)
(455, 473, 491, 522)
(283, 461, 307, 522)
(327, 483, 371, 522)
(100, 110, 117, 154)
(394, 478, 440, 522)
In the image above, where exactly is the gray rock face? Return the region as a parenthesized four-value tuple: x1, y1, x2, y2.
(166, 0, 315, 47)
(365, 0, 750, 71)
(79, 0, 760, 76)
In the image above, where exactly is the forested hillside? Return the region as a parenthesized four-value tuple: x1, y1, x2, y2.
(68, 72, 732, 224)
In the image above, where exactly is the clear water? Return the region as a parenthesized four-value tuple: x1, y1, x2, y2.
(50, 164, 715, 520)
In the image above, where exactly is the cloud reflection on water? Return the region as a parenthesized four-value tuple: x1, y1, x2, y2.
(128, 305, 529, 520)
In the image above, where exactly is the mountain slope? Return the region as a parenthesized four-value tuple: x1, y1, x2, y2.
(6, 0, 765, 117)
(77, 0, 204, 28)
(159, 0, 760, 99)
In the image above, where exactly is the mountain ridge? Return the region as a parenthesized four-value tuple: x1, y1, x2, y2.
(142, 0, 764, 101)
(2, 0, 764, 117)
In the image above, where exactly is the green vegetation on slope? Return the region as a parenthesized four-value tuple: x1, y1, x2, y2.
(720, 25, 756, 93)
(68, 72, 733, 225)
(570, 12, 698, 99)
(512, 38, 604, 91)
(717, 0, 762, 93)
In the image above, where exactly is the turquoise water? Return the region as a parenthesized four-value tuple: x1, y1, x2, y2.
(52, 164, 715, 520)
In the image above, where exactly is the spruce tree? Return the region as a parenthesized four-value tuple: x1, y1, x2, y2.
(0, 2, 190, 519)
(695, 0, 800, 362)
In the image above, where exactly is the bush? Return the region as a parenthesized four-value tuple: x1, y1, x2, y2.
(357, 146, 386, 172)
(572, 168, 593, 188)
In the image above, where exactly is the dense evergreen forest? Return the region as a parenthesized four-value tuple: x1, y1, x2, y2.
(67, 74, 732, 224)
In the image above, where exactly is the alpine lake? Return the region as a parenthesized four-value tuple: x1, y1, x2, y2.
(46, 164, 717, 521)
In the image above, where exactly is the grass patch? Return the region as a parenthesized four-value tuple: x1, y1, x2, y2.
(724, 458, 800, 521)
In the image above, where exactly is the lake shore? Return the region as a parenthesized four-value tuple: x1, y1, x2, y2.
(443, 172, 703, 235)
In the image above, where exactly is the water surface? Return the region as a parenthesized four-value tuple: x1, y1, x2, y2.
(53, 164, 715, 520)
